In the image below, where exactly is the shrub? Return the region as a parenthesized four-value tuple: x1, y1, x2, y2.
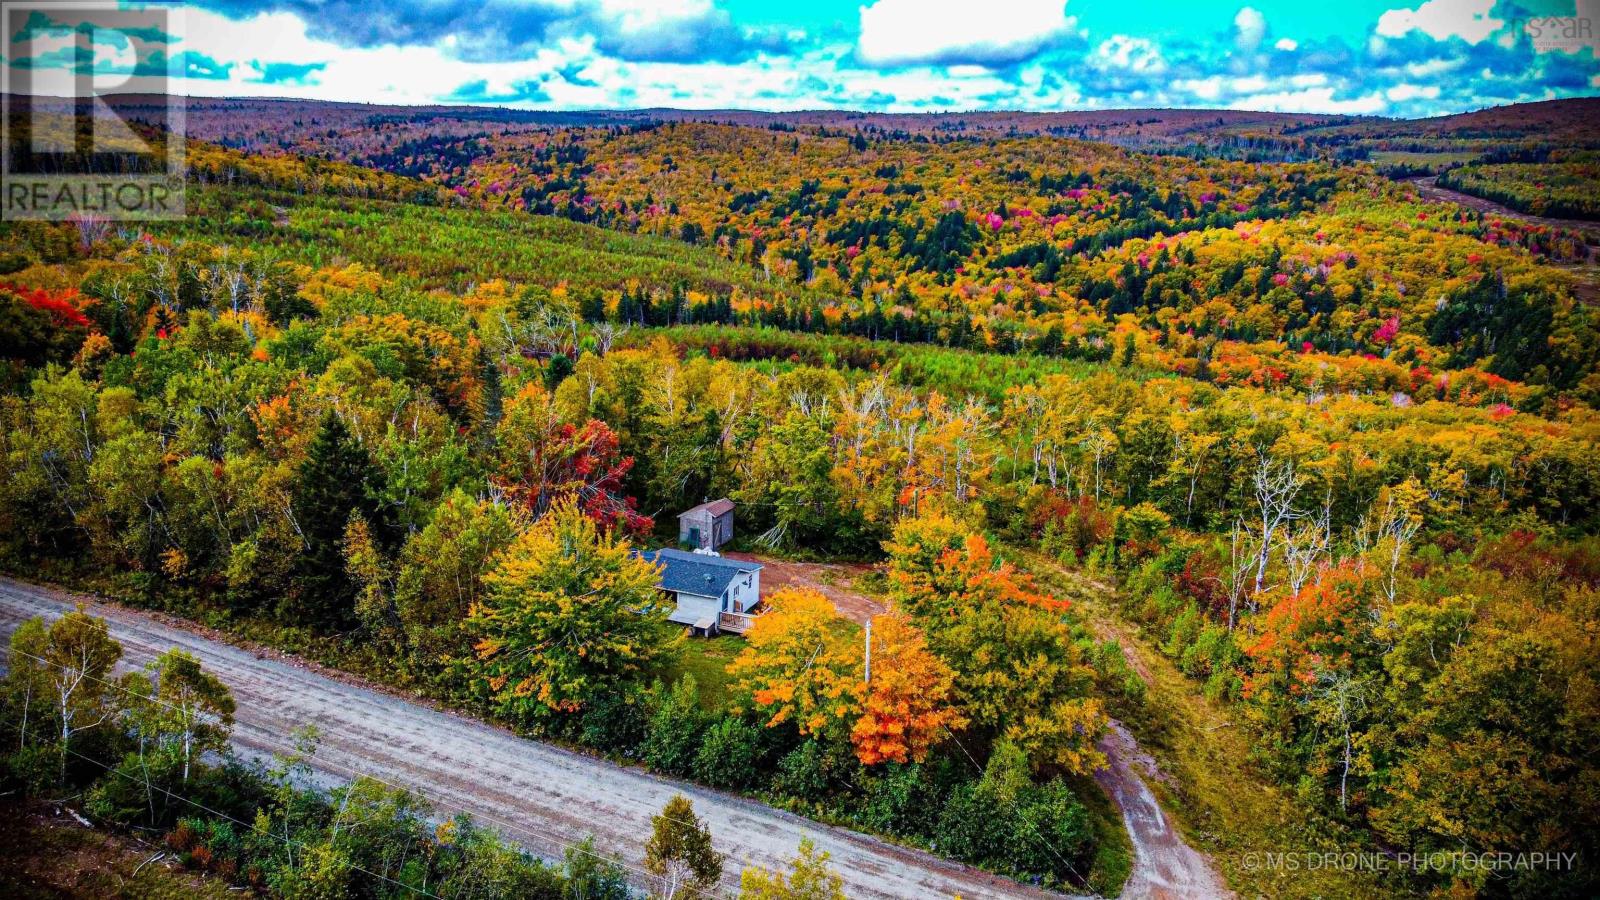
(857, 762, 943, 837)
(694, 717, 763, 789)
(580, 685, 648, 756)
(772, 740, 834, 802)
(642, 676, 709, 776)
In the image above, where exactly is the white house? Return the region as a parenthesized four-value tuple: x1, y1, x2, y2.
(637, 548, 763, 635)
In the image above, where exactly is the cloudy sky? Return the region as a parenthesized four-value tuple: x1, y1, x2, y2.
(6, 0, 1600, 116)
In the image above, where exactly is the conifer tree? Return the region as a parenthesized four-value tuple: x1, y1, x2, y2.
(291, 412, 381, 630)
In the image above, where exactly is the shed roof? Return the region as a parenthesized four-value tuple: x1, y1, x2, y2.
(679, 498, 735, 519)
(639, 548, 760, 599)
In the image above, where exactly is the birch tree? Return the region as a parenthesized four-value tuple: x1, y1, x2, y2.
(1249, 453, 1305, 598)
(645, 795, 724, 899)
(23, 609, 123, 785)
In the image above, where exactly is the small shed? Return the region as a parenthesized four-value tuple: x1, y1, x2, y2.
(678, 499, 735, 550)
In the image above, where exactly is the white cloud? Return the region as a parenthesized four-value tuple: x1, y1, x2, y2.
(857, 0, 1076, 66)
(1274, 37, 1298, 51)
(1385, 83, 1441, 101)
(1175, 75, 1224, 100)
(1404, 57, 1460, 77)
(1232, 86, 1388, 115)
(1376, 0, 1505, 45)
(1235, 7, 1267, 50)
(1090, 35, 1166, 73)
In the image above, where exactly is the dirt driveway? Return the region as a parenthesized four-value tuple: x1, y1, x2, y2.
(0, 576, 1072, 900)
(721, 553, 887, 624)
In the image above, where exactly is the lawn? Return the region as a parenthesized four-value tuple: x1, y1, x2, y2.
(652, 632, 747, 709)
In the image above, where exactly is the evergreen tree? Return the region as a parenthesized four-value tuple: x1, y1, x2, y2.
(291, 412, 381, 631)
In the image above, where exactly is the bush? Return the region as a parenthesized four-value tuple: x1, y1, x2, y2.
(87, 752, 184, 827)
(857, 762, 944, 837)
(435, 820, 567, 899)
(641, 676, 709, 776)
(772, 740, 834, 802)
(580, 685, 649, 757)
(934, 781, 1008, 864)
(270, 842, 350, 900)
(933, 743, 1097, 886)
(1009, 778, 1093, 881)
(694, 717, 763, 789)
(1, 744, 60, 796)
(562, 836, 630, 900)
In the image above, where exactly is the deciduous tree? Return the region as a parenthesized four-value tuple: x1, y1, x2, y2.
(644, 795, 723, 900)
(469, 501, 670, 717)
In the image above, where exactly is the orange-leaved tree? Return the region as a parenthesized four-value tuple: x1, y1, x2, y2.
(726, 589, 861, 743)
(885, 510, 1103, 773)
(851, 613, 965, 765)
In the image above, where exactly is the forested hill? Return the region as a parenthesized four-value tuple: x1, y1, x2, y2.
(182, 114, 1600, 409)
(2, 107, 1598, 898)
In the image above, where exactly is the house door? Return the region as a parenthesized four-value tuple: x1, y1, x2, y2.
(688, 526, 701, 546)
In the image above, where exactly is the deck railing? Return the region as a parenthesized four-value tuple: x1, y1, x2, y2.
(718, 608, 766, 634)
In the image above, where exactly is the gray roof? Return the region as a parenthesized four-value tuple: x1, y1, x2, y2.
(679, 499, 735, 519)
(639, 548, 760, 599)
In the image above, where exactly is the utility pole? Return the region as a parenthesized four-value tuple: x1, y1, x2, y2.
(863, 619, 872, 685)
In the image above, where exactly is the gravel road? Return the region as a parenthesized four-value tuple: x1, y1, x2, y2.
(0, 576, 1076, 900)
(1094, 722, 1231, 900)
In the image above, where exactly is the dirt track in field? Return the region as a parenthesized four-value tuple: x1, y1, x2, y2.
(720, 553, 887, 625)
(0, 576, 1074, 900)
(1408, 176, 1600, 265)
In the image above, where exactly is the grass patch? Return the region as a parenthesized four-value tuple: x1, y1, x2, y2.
(1368, 150, 1480, 170)
(652, 633, 746, 709)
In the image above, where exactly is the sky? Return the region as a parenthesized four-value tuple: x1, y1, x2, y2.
(4, 0, 1600, 117)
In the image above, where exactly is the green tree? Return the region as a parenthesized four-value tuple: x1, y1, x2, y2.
(738, 838, 846, 900)
(643, 675, 711, 776)
(146, 649, 235, 783)
(694, 716, 763, 789)
(469, 501, 671, 718)
(291, 412, 382, 630)
(736, 411, 842, 551)
(3, 616, 50, 751)
(644, 795, 724, 899)
(393, 488, 517, 674)
(11, 609, 124, 785)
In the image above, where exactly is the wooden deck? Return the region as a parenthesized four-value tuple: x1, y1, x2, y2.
(718, 608, 766, 635)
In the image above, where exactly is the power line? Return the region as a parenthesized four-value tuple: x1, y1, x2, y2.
(942, 726, 1096, 894)
(51, 741, 447, 900)
(3, 636, 738, 898)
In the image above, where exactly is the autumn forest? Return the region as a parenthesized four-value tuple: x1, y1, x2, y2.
(3, 95, 1600, 899)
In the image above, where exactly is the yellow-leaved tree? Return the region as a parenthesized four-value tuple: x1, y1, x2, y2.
(468, 501, 671, 720)
(885, 510, 1105, 774)
(726, 589, 861, 742)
